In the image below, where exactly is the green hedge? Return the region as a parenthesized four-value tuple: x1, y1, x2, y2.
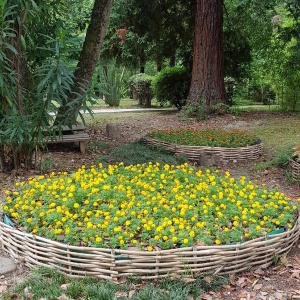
(152, 66, 190, 109)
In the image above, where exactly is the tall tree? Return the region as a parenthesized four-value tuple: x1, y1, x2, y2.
(55, 0, 113, 124)
(187, 0, 228, 115)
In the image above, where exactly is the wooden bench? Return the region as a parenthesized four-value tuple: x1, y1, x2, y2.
(42, 125, 90, 154)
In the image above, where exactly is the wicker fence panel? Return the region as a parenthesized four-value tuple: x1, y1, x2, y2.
(141, 137, 263, 163)
(290, 158, 300, 181)
(1, 214, 299, 279)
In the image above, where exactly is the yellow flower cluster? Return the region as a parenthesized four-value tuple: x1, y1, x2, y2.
(3, 163, 298, 251)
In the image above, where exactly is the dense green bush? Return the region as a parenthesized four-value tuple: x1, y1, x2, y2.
(128, 73, 153, 108)
(152, 66, 190, 109)
(248, 83, 276, 105)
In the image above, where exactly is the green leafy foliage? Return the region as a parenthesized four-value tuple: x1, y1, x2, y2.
(152, 66, 190, 109)
(94, 62, 126, 107)
(0, 3, 87, 171)
(98, 141, 187, 166)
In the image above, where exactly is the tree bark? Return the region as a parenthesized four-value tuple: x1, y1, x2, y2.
(187, 0, 227, 113)
(55, 0, 113, 124)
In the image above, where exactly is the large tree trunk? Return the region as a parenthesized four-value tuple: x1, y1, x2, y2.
(187, 0, 227, 114)
(55, 0, 113, 124)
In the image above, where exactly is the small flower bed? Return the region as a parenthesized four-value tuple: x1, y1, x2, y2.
(3, 162, 298, 251)
(146, 128, 260, 148)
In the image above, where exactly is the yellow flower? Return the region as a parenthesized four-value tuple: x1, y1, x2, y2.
(172, 236, 178, 243)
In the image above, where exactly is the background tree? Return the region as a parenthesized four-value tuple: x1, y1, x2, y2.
(55, 0, 113, 124)
(100, 0, 193, 73)
(186, 0, 228, 117)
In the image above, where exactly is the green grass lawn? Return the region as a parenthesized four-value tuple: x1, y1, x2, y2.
(89, 97, 165, 110)
(3, 267, 227, 300)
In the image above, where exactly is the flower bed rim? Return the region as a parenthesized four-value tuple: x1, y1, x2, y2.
(141, 137, 263, 163)
(1, 211, 299, 279)
(1, 216, 297, 252)
(142, 137, 262, 150)
(289, 157, 300, 180)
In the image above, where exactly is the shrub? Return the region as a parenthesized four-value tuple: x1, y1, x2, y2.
(152, 66, 191, 109)
(128, 73, 153, 108)
(98, 141, 187, 166)
(248, 83, 276, 105)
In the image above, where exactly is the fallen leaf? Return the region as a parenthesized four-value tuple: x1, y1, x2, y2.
(57, 294, 69, 300)
(201, 293, 213, 300)
(253, 283, 263, 290)
(237, 277, 247, 287)
(60, 283, 71, 290)
(0, 284, 8, 293)
(128, 290, 136, 297)
(24, 286, 31, 294)
(115, 291, 128, 298)
(25, 293, 35, 299)
(222, 284, 235, 291)
(179, 277, 196, 283)
(238, 290, 248, 298)
(195, 241, 206, 246)
(291, 271, 300, 279)
(204, 276, 213, 283)
(254, 268, 265, 275)
(275, 292, 283, 299)
(251, 279, 259, 287)
(229, 274, 236, 286)
(158, 289, 170, 294)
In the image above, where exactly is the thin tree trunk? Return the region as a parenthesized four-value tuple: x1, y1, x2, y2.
(139, 49, 146, 74)
(187, 0, 227, 113)
(169, 55, 175, 67)
(55, 0, 113, 124)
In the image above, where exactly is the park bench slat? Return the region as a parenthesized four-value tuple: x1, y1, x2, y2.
(43, 133, 90, 154)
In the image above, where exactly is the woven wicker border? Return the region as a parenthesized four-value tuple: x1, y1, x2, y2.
(141, 137, 263, 163)
(1, 214, 299, 280)
(289, 157, 300, 181)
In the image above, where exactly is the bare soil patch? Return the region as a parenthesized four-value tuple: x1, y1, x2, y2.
(1, 111, 300, 299)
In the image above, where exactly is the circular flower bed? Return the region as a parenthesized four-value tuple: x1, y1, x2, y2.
(146, 128, 260, 148)
(1, 163, 299, 278)
(142, 128, 263, 164)
(2, 163, 298, 248)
